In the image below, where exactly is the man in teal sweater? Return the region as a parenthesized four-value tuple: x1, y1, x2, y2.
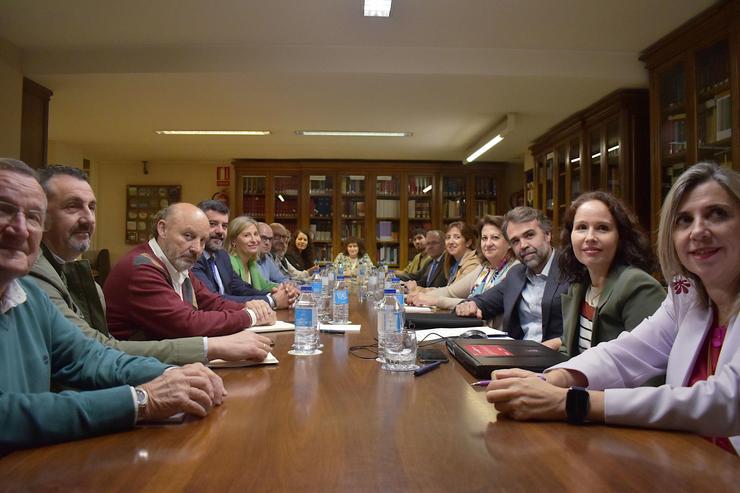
(0, 158, 225, 451)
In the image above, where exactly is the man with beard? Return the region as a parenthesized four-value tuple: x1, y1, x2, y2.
(0, 158, 225, 450)
(397, 230, 430, 277)
(269, 222, 308, 280)
(455, 207, 568, 349)
(105, 202, 276, 340)
(193, 202, 292, 309)
(29, 166, 272, 365)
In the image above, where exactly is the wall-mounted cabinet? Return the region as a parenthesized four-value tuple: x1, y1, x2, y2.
(530, 89, 650, 237)
(232, 161, 506, 268)
(640, 0, 740, 240)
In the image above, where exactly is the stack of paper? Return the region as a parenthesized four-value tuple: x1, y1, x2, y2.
(208, 352, 279, 368)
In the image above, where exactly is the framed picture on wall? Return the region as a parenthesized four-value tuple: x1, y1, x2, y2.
(125, 185, 182, 244)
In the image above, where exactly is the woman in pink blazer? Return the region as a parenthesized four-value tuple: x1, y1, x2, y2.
(485, 162, 739, 454)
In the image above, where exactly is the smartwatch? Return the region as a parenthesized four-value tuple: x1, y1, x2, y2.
(566, 386, 590, 425)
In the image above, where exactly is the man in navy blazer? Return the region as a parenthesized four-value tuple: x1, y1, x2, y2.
(192, 201, 289, 310)
(398, 230, 448, 288)
(456, 207, 568, 349)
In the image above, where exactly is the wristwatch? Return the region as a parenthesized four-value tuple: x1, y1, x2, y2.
(566, 386, 590, 425)
(134, 387, 149, 414)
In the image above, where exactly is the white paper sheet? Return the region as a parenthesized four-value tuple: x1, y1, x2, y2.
(318, 322, 361, 333)
(414, 326, 508, 342)
(248, 320, 295, 333)
(208, 352, 279, 368)
(403, 306, 434, 313)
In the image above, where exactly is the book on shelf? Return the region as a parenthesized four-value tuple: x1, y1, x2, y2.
(341, 176, 365, 194)
(444, 199, 463, 218)
(377, 245, 399, 265)
(443, 177, 465, 195)
(408, 176, 432, 195)
(376, 175, 399, 195)
(309, 175, 332, 194)
(274, 176, 300, 195)
(377, 221, 394, 241)
(376, 199, 400, 218)
(310, 197, 332, 217)
(342, 222, 363, 238)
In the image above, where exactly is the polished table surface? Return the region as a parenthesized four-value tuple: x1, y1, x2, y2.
(0, 297, 738, 492)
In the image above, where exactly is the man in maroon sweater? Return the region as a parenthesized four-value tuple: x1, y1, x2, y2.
(105, 203, 275, 340)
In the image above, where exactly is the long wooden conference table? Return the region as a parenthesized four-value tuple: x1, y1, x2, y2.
(0, 297, 738, 491)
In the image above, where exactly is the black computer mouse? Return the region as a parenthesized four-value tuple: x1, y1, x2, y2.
(460, 329, 488, 339)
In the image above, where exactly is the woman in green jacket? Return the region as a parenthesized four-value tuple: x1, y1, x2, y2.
(557, 191, 666, 358)
(227, 216, 276, 291)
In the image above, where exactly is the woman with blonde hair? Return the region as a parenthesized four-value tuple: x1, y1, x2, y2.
(484, 162, 739, 454)
(227, 216, 276, 291)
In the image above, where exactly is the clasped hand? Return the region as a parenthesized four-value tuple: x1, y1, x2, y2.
(485, 368, 567, 421)
(138, 363, 226, 421)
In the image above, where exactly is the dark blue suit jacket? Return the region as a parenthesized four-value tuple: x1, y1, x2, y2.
(469, 252, 569, 342)
(192, 250, 269, 303)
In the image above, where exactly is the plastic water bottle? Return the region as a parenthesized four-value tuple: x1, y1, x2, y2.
(366, 267, 377, 300)
(384, 269, 395, 291)
(392, 275, 404, 307)
(290, 285, 320, 355)
(312, 269, 327, 322)
(332, 275, 349, 324)
(319, 267, 330, 321)
(357, 262, 368, 299)
(376, 288, 403, 363)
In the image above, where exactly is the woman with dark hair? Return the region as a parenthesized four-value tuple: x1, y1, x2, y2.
(407, 216, 517, 310)
(556, 191, 665, 357)
(333, 237, 374, 276)
(486, 165, 739, 453)
(405, 221, 480, 294)
(285, 228, 315, 272)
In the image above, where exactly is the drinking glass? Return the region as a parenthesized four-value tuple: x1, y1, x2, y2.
(382, 329, 419, 372)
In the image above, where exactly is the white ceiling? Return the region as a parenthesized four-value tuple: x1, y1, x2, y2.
(0, 0, 716, 163)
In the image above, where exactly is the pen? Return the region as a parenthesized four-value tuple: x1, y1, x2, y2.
(414, 360, 443, 376)
(470, 380, 491, 387)
(320, 329, 345, 334)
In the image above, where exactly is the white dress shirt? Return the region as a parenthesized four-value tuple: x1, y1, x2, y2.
(517, 250, 554, 342)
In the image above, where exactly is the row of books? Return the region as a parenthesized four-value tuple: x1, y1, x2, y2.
(408, 199, 431, 219)
(377, 221, 399, 242)
(696, 41, 729, 95)
(377, 246, 399, 266)
(342, 222, 364, 238)
(310, 197, 332, 217)
(699, 93, 733, 144)
(341, 177, 365, 194)
(275, 197, 298, 218)
(242, 176, 266, 195)
(408, 176, 432, 195)
(443, 198, 465, 218)
(376, 176, 400, 195)
(475, 200, 496, 218)
(309, 176, 333, 194)
(662, 115, 687, 156)
(342, 200, 365, 217)
(273, 176, 300, 195)
(475, 177, 497, 196)
(443, 177, 466, 195)
(660, 71, 685, 110)
(308, 224, 332, 242)
(242, 196, 265, 216)
(376, 199, 400, 218)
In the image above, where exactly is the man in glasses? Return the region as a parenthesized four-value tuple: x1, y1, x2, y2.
(28, 165, 272, 365)
(0, 158, 225, 450)
(256, 222, 289, 284)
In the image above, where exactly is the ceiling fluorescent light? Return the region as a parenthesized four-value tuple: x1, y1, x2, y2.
(364, 0, 392, 17)
(607, 144, 620, 153)
(295, 130, 411, 137)
(570, 157, 581, 163)
(591, 152, 602, 159)
(463, 113, 516, 164)
(154, 130, 270, 136)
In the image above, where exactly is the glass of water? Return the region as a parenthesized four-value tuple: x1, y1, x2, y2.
(382, 329, 419, 372)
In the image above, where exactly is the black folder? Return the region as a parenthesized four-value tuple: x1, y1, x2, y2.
(445, 338, 567, 378)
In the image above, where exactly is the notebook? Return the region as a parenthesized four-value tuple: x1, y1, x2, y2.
(445, 338, 567, 378)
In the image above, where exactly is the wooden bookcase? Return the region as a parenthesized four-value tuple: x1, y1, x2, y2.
(232, 160, 505, 268)
(640, 0, 740, 241)
(529, 89, 650, 238)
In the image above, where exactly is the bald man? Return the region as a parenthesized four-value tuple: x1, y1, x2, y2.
(105, 203, 275, 341)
